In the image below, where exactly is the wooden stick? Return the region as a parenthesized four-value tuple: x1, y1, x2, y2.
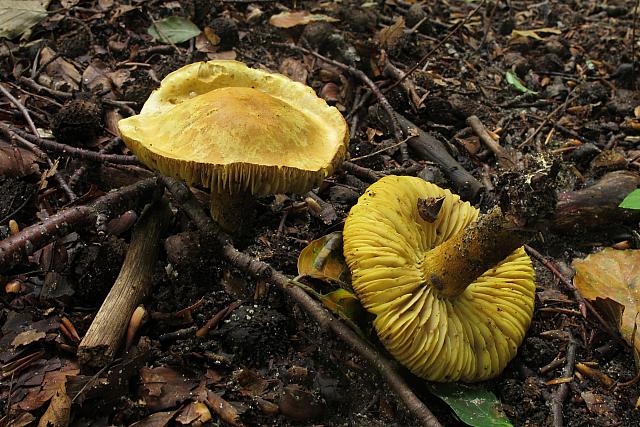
(370, 105, 483, 201)
(78, 199, 171, 368)
(552, 171, 640, 232)
(466, 115, 516, 169)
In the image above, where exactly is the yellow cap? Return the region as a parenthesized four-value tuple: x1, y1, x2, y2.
(118, 60, 348, 195)
(343, 176, 535, 382)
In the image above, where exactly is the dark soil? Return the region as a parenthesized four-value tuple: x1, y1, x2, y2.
(1, 1, 640, 426)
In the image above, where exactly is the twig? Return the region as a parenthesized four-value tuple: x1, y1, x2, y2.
(349, 135, 414, 162)
(633, 0, 639, 90)
(524, 244, 622, 342)
(466, 115, 516, 169)
(160, 176, 442, 427)
(18, 76, 73, 100)
(69, 138, 122, 189)
(550, 333, 577, 427)
(0, 83, 38, 135)
(0, 177, 158, 271)
(4, 125, 139, 165)
(274, 42, 409, 163)
(340, 161, 384, 182)
(385, 0, 486, 92)
(78, 199, 171, 368)
(0, 83, 77, 202)
(519, 91, 577, 148)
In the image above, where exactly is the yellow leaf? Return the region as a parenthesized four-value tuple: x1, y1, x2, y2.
(573, 248, 640, 362)
(297, 232, 350, 284)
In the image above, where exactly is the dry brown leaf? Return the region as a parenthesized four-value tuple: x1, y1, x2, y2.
(16, 362, 79, 411)
(206, 391, 243, 426)
(269, 11, 338, 29)
(376, 17, 405, 52)
(0, 140, 39, 177)
(38, 382, 71, 427)
(176, 401, 211, 425)
(129, 410, 179, 427)
(573, 248, 640, 360)
(11, 330, 46, 348)
(139, 366, 199, 411)
(278, 58, 308, 84)
(39, 47, 81, 91)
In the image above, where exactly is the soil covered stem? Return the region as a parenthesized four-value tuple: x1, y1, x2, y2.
(422, 207, 530, 298)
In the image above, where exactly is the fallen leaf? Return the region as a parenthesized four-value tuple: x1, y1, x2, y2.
(0, 140, 39, 177)
(376, 17, 405, 52)
(38, 382, 71, 427)
(148, 16, 201, 44)
(269, 11, 338, 29)
(129, 410, 179, 427)
(11, 330, 46, 348)
(206, 391, 243, 427)
(176, 401, 211, 425)
(39, 47, 81, 91)
(573, 249, 640, 361)
(278, 58, 308, 84)
(511, 27, 561, 41)
(505, 70, 538, 94)
(297, 232, 349, 284)
(139, 367, 200, 411)
(0, 0, 51, 39)
(428, 383, 513, 427)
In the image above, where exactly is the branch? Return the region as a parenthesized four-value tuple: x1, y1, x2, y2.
(0, 177, 158, 271)
(4, 125, 139, 165)
(160, 176, 442, 427)
(78, 199, 171, 368)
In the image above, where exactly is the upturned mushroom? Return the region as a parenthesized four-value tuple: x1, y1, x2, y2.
(343, 176, 536, 382)
(118, 60, 348, 231)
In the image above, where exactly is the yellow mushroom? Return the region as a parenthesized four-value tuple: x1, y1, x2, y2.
(118, 60, 348, 231)
(343, 176, 535, 382)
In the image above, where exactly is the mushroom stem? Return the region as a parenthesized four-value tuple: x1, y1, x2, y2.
(421, 207, 530, 298)
(209, 189, 256, 233)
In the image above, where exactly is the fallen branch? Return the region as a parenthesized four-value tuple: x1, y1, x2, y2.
(370, 105, 483, 201)
(340, 160, 384, 182)
(78, 199, 171, 368)
(160, 176, 442, 427)
(4, 125, 139, 165)
(0, 177, 158, 271)
(552, 170, 640, 232)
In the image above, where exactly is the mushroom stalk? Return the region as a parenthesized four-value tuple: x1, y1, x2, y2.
(210, 190, 256, 233)
(421, 207, 530, 298)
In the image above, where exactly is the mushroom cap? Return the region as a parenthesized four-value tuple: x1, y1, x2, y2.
(343, 176, 535, 382)
(118, 60, 348, 195)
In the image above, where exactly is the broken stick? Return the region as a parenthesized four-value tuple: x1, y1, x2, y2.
(78, 199, 171, 368)
(370, 105, 483, 201)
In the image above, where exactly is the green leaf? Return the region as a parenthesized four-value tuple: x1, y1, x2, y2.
(428, 383, 513, 427)
(505, 70, 537, 95)
(619, 189, 640, 210)
(0, 0, 51, 39)
(147, 16, 201, 44)
(297, 232, 350, 284)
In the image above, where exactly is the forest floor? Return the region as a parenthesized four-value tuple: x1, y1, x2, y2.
(1, 0, 640, 426)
